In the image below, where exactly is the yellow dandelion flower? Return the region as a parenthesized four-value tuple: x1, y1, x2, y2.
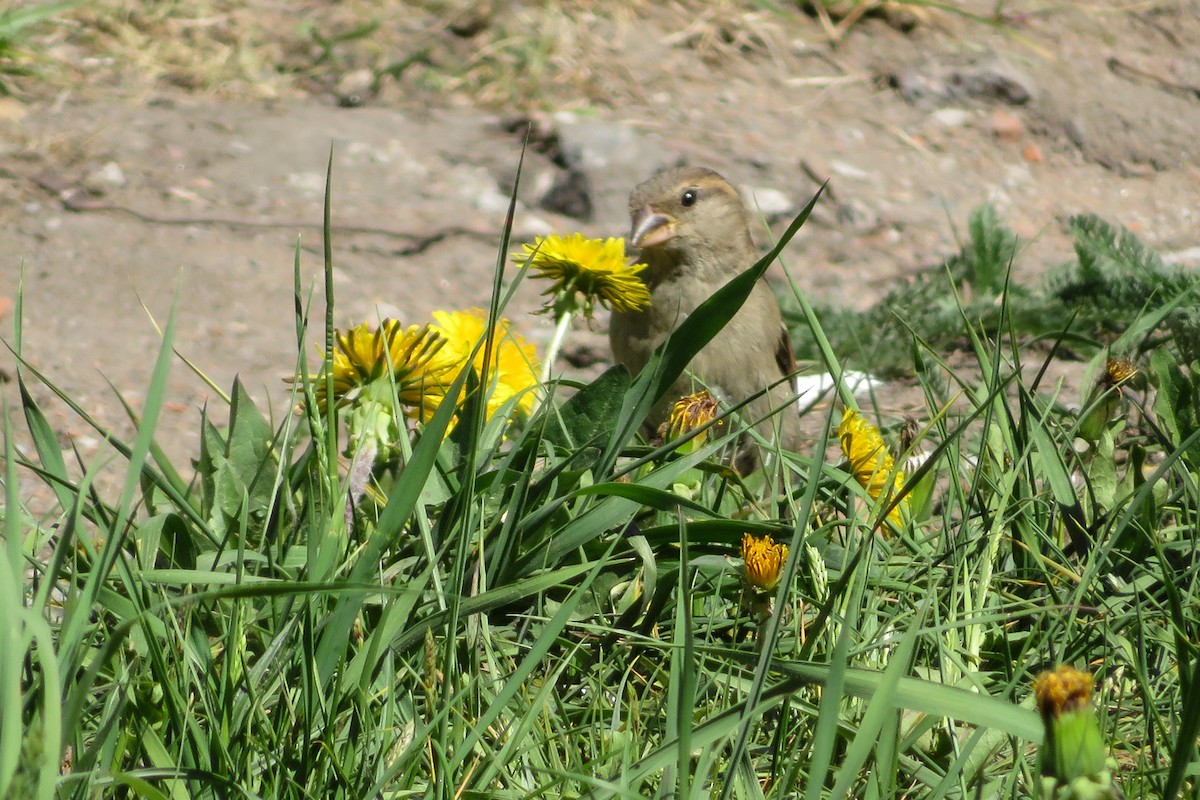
(838, 408, 908, 528)
(659, 390, 723, 445)
(309, 320, 450, 412)
(426, 308, 541, 423)
(516, 233, 651, 315)
(741, 533, 788, 593)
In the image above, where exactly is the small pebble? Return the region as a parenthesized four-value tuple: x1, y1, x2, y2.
(930, 108, 971, 128)
(84, 161, 126, 193)
(286, 171, 325, 195)
(829, 159, 870, 180)
(990, 108, 1024, 142)
(743, 186, 794, 220)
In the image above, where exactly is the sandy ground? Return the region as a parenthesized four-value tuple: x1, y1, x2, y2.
(2, 0, 1198, 509)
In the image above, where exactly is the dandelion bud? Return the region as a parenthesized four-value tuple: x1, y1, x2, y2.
(1033, 665, 1122, 799)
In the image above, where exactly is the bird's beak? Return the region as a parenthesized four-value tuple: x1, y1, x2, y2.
(629, 206, 676, 249)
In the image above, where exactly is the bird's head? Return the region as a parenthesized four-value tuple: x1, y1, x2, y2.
(627, 166, 754, 276)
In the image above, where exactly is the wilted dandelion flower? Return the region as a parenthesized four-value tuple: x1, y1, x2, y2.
(516, 233, 651, 316)
(1102, 357, 1138, 394)
(838, 409, 908, 528)
(1034, 665, 1095, 720)
(741, 533, 788, 593)
(1081, 356, 1140, 442)
(426, 308, 541, 423)
(310, 320, 451, 413)
(1033, 665, 1120, 799)
(659, 390, 723, 446)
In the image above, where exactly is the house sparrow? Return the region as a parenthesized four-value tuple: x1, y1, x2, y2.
(609, 166, 803, 472)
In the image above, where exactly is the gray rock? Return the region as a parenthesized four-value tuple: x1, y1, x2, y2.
(891, 66, 946, 105)
(449, 164, 513, 214)
(552, 112, 638, 172)
(952, 58, 1037, 105)
(285, 171, 325, 196)
(1034, 68, 1200, 172)
(835, 198, 878, 232)
(543, 113, 672, 230)
(892, 56, 1037, 107)
(930, 107, 972, 128)
(829, 159, 872, 181)
(435, 0, 494, 37)
(539, 167, 593, 221)
(1063, 116, 1088, 150)
(84, 161, 126, 194)
(743, 185, 794, 222)
(336, 69, 375, 108)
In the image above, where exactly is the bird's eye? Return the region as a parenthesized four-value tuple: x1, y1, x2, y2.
(681, 189, 698, 207)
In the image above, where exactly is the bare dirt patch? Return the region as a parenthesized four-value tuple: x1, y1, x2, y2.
(3, 1, 1198, 504)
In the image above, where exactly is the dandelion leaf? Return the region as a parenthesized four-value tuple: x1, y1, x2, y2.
(542, 365, 631, 451)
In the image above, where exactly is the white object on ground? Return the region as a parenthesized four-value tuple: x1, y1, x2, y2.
(794, 370, 880, 409)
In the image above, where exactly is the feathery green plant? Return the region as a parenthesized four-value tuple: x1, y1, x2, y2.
(789, 204, 1200, 378)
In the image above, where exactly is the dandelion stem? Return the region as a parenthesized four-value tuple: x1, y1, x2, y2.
(541, 310, 574, 383)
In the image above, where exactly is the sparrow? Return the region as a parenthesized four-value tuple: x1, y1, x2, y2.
(609, 166, 803, 472)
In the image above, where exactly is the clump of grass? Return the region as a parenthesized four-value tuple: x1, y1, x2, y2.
(0, 1, 80, 95)
(63, 0, 302, 96)
(6, 157, 1200, 799)
(15, 0, 436, 99)
(8, 1, 1034, 109)
(795, 0, 1018, 40)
